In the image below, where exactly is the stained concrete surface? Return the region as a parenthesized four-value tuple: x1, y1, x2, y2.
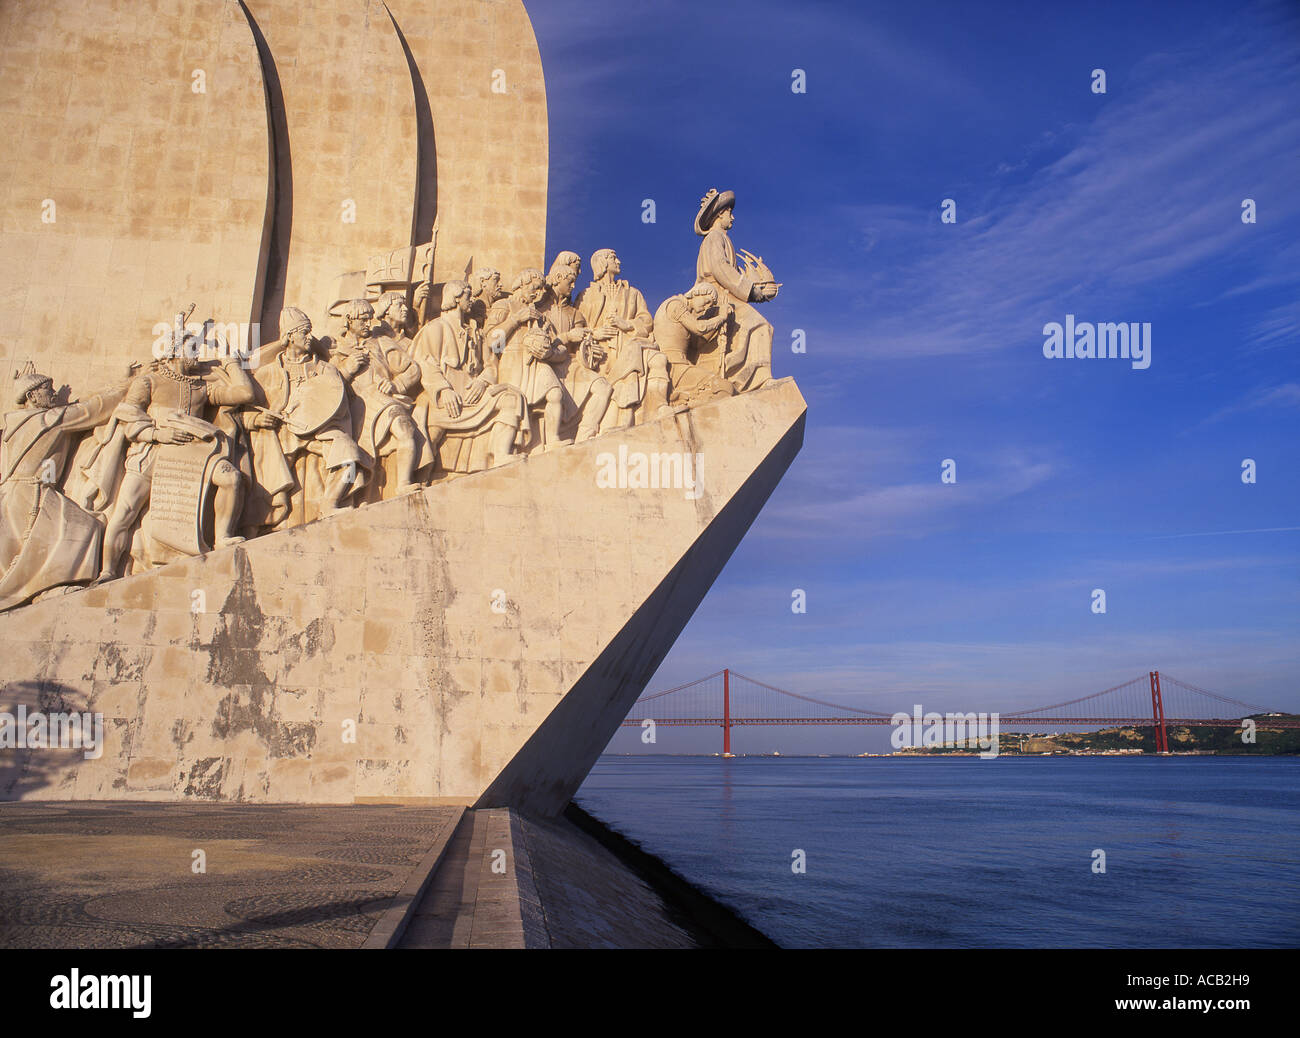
(399, 807, 755, 949)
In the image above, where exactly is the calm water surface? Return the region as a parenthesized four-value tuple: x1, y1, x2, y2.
(575, 755, 1300, 948)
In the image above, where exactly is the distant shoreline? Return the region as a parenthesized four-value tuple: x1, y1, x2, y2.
(602, 751, 1300, 758)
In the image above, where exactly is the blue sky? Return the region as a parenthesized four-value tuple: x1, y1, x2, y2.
(527, 0, 1300, 753)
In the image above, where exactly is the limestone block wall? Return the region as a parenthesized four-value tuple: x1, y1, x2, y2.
(0, 0, 272, 395)
(0, 381, 806, 811)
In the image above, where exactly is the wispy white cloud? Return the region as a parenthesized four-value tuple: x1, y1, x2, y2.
(758, 434, 1058, 541)
(642, 537, 1300, 716)
(1244, 301, 1300, 353)
(1142, 526, 1300, 540)
(1200, 239, 1300, 304)
(1201, 380, 1300, 424)
(812, 25, 1300, 360)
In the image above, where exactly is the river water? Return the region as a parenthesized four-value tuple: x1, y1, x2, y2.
(575, 755, 1300, 948)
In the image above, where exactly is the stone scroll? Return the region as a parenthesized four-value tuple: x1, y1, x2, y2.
(146, 439, 221, 557)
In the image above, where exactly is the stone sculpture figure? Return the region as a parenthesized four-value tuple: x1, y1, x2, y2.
(538, 252, 611, 443)
(240, 307, 368, 529)
(575, 249, 668, 428)
(483, 269, 573, 451)
(98, 322, 256, 581)
(0, 363, 136, 610)
(329, 299, 430, 495)
(373, 291, 416, 349)
(652, 283, 736, 407)
(410, 280, 524, 474)
(694, 189, 777, 392)
(467, 267, 506, 332)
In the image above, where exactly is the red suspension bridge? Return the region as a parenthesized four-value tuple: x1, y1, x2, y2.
(620, 670, 1299, 755)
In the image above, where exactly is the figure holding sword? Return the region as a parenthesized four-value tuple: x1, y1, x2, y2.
(97, 305, 256, 580)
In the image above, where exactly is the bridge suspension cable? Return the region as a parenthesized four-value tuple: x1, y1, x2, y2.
(619, 668, 1297, 754)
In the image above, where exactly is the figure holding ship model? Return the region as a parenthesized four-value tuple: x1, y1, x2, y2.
(694, 189, 780, 393)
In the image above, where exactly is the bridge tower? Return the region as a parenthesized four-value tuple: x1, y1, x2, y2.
(723, 668, 734, 757)
(1149, 670, 1169, 754)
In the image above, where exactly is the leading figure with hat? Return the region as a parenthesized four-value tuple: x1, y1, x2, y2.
(694, 188, 779, 392)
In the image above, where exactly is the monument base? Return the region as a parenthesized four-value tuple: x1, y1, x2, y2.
(0, 380, 806, 813)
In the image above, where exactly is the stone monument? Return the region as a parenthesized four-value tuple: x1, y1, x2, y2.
(0, 0, 804, 814)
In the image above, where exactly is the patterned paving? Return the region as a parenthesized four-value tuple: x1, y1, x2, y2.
(0, 802, 460, 948)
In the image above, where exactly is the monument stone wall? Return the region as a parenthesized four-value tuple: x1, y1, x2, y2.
(0, 0, 548, 361)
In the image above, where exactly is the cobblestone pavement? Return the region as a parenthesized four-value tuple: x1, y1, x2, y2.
(0, 802, 460, 948)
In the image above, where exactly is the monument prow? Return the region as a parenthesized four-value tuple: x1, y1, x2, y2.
(0, 380, 805, 810)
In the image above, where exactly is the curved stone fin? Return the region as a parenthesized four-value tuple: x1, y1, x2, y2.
(241, 0, 419, 332)
(384, 0, 548, 285)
